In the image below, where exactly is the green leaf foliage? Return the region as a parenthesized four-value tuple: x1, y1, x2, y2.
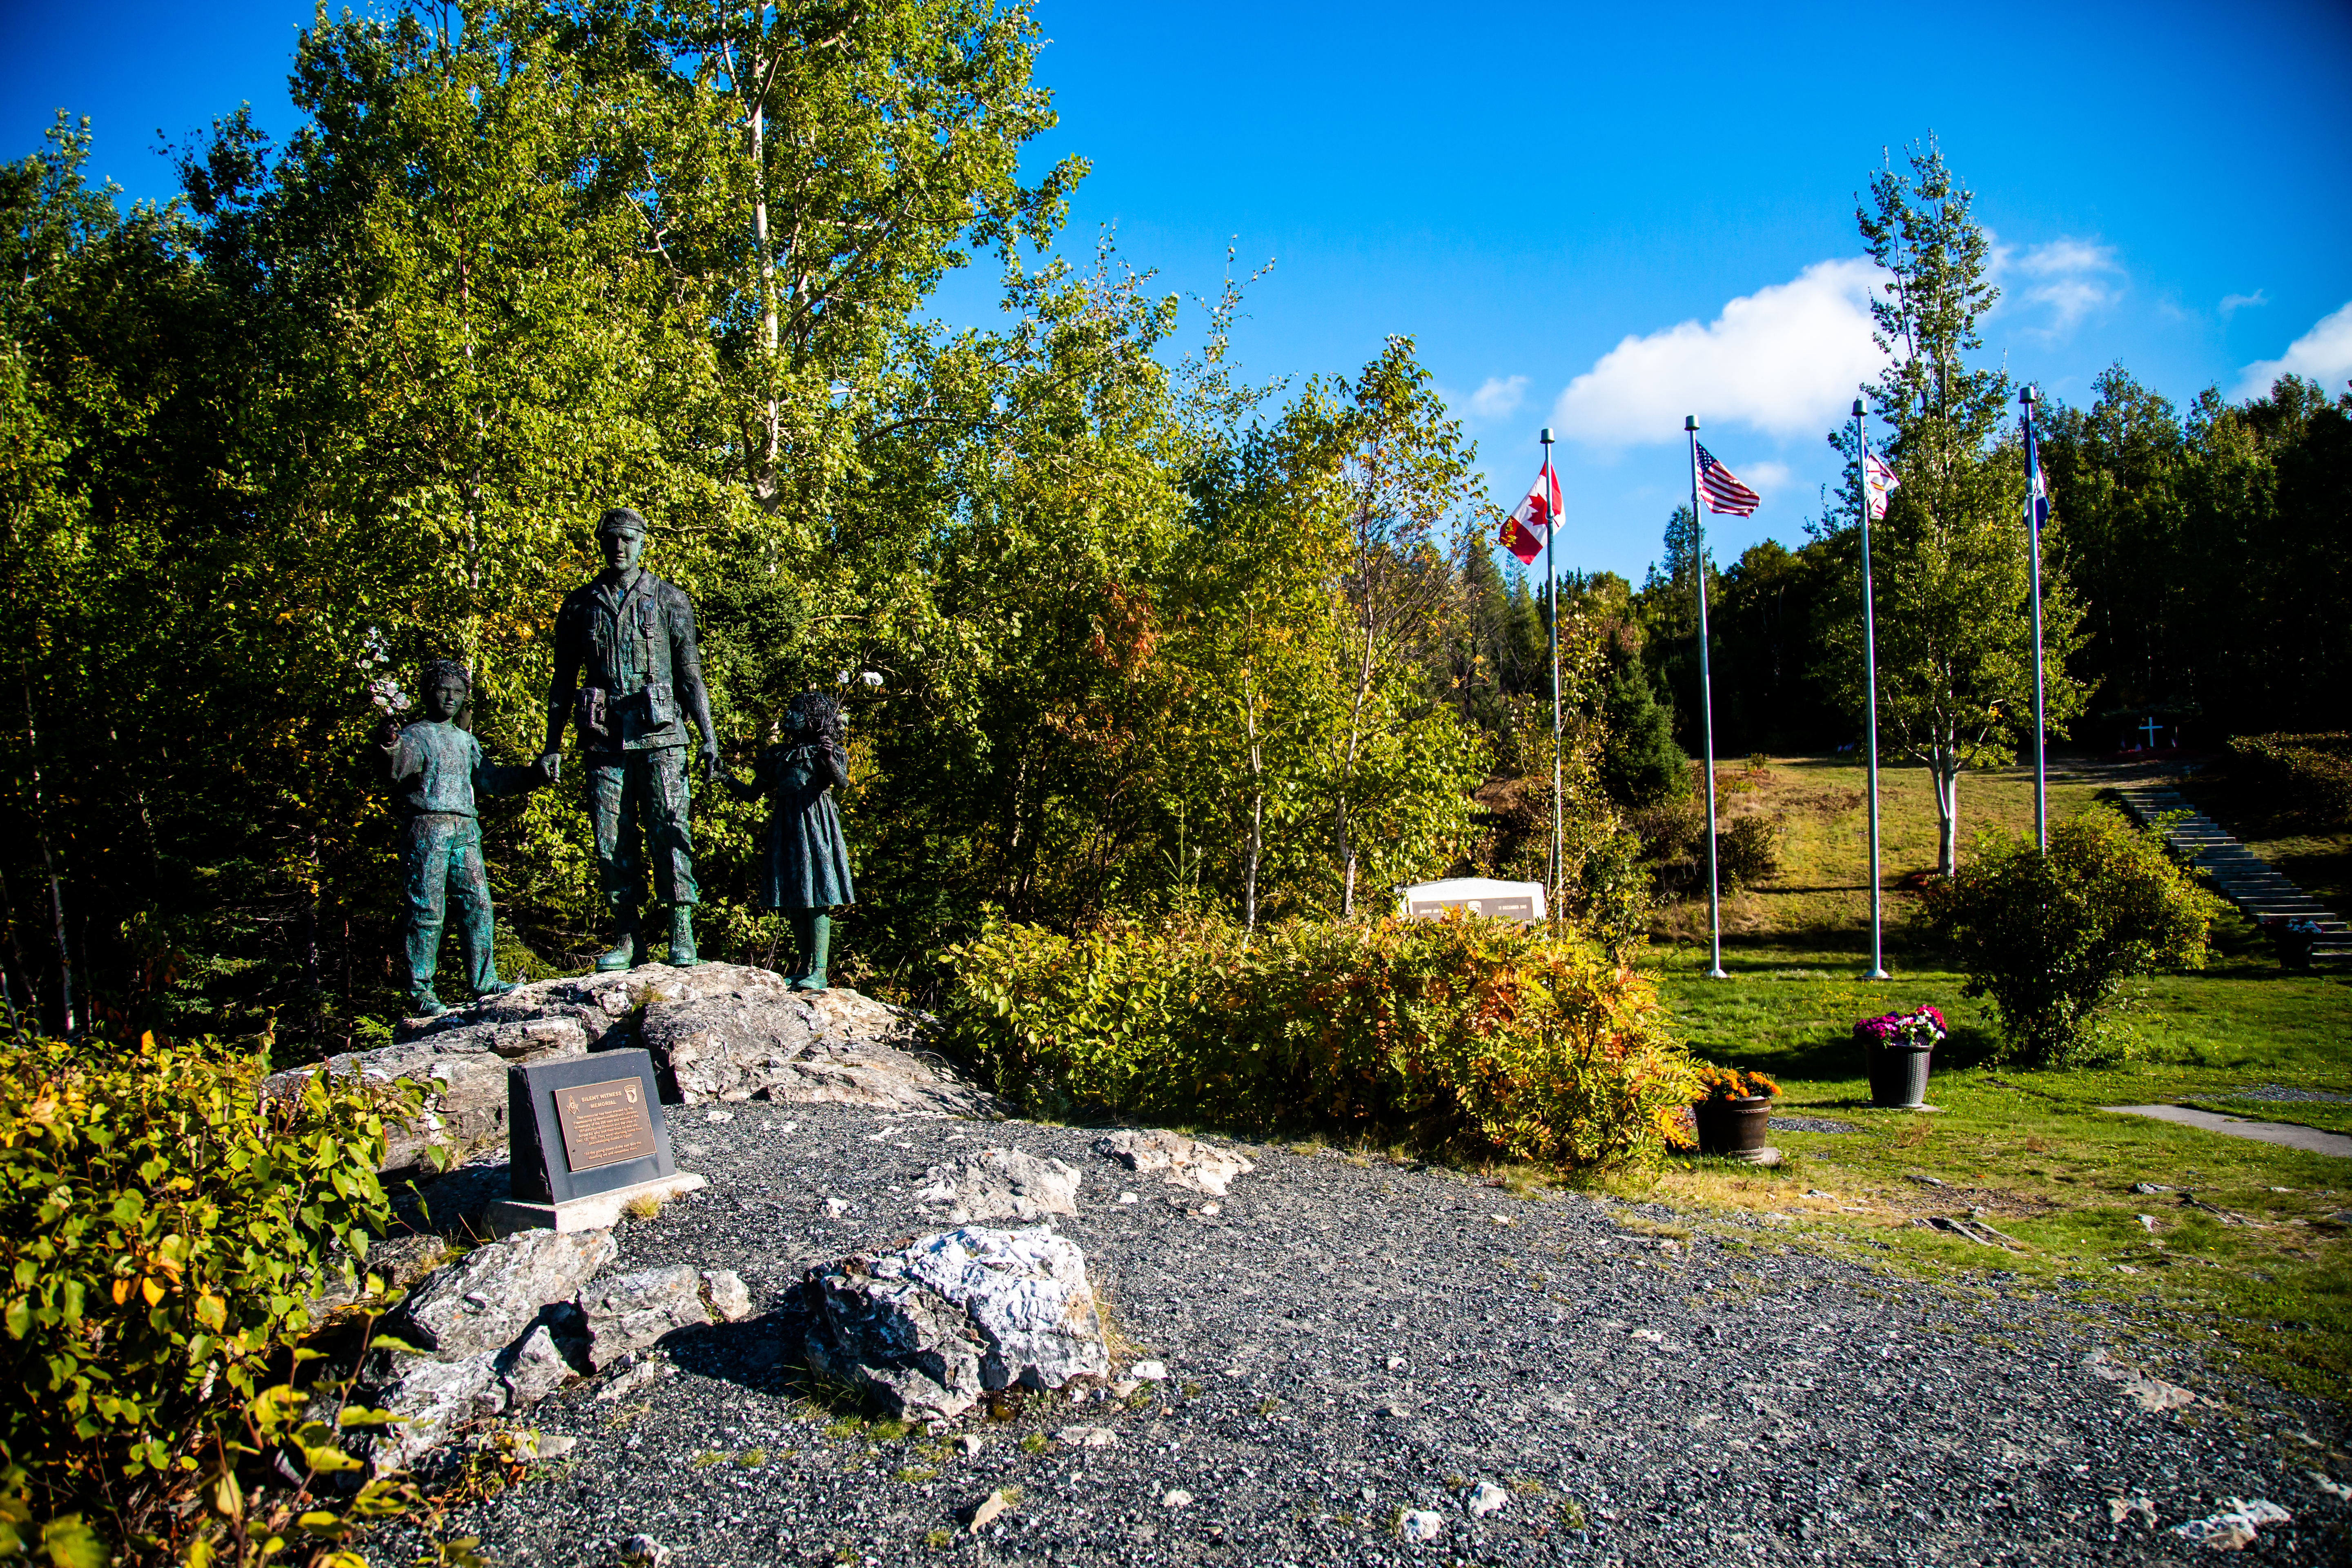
(0, 1029, 416, 1556)
(2224, 732, 2352, 830)
(1920, 804, 2229, 1065)
(943, 912, 1699, 1165)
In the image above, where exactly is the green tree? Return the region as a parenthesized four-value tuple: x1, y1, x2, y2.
(1318, 339, 1487, 916)
(1924, 804, 2226, 1064)
(2038, 364, 2187, 720)
(1824, 138, 2088, 874)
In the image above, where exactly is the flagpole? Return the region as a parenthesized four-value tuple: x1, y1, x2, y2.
(2020, 384, 2048, 854)
(1684, 416, 1726, 980)
(1855, 398, 1889, 981)
(1543, 428, 1562, 917)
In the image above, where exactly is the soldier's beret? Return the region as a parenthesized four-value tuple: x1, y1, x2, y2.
(596, 507, 649, 539)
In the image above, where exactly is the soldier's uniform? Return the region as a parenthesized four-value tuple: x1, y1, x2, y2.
(548, 568, 708, 925)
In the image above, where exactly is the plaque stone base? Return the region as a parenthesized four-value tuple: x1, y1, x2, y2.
(483, 1170, 708, 1238)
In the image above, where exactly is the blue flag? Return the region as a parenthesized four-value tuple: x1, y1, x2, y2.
(2022, 416, 2049, 531)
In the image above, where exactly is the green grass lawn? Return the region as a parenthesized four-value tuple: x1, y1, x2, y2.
(1620, 754, 2352, 1405)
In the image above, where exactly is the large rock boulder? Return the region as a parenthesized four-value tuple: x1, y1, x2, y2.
(392, 1229, 617, 1358)
(636, 972, 998, 1118)
(800, 1227, 1108, 1422)
(267, 964, 1000, 1175)
(356, 1353, 506, 1471)
(577, 1265, 713, 1370)
(914, 1147, 1082, 1223)
(1092, 1129, 1255, 1196)
(354, 1227, 741, 1467)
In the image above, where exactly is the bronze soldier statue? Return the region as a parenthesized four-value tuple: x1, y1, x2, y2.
(539, 508, 720, 969)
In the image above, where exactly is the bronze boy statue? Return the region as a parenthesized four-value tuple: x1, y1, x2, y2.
(374, 660, 554, 1017)
(539, 507, 721, 969)
(726, 689, 856, 990)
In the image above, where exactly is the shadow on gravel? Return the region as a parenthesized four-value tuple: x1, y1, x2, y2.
(664, 1312, 809, 1395)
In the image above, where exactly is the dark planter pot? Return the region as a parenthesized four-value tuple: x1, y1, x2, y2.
(2266, 927, 2318, 972)
(1693, 1096, 1773, 1157)
(1867, 1042, 1935, 1108)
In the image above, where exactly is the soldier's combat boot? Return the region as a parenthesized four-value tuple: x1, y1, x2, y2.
(595, 902, 644, 972)
(786, 911, 831, 991)
(666, 904, 700, 968)
(410, 989, 448, 1018)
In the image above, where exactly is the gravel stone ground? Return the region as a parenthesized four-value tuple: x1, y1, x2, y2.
(412, 1101, 2349, 1566)
(2225, 1086, 2352, 1105)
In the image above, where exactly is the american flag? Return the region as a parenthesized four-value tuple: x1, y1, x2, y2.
(1695, 443, 1761, 516)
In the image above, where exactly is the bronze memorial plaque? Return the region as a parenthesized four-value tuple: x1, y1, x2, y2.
(554, 1075, 659, 1173)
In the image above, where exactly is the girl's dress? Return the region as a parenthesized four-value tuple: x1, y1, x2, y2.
(746, 738, 855, 910)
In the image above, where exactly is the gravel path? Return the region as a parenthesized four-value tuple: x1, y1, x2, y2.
(2226, 1086, 2352, 1105)
(419, 1101, 2349, 1566)
(2098, 1105, 2352, 1159)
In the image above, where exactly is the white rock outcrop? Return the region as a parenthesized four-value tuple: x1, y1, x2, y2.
(800, 1227, 1109, 1421)
(914, 1147, 1082, 1223)
(1092, 1129, 1255, 1196)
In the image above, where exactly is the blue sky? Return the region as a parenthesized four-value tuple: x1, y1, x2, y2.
(7, 0, 2350, 581)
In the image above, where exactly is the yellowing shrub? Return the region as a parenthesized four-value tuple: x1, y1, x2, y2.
(943, 913, 1697, 1165)
(0, 1032, 416, 1561)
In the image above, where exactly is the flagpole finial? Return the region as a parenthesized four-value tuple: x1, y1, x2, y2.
(1539, 427, 1553, 445)
(1683, 415, 1699, 432)
(2019, 384, 2038, 409)
(1851, 398, 1865, 418)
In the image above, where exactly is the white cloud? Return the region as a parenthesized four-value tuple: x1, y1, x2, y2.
(2007, 238, 2120, 336)
(2220, 289, 2267, 318)
(1549, 258, 1885, 448)
(1743, 460, 1793, 492)
(1466, 374, 1528, 420)
(2014, 238, 2116, 279)
(2235, 300, 2352, 399)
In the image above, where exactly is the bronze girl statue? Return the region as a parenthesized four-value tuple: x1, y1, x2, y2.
(727, 689, 855, 989)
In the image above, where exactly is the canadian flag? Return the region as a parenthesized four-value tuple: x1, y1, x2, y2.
(1498, 461, 1561, 566)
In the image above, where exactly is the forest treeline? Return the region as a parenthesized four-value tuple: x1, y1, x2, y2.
(0, 1, 1608, 1050)
(1613, 378, 2352, 767)
(2, 2, 2343, 1052)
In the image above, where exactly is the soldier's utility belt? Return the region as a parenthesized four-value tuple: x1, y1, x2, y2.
(578, 680, 677, 740)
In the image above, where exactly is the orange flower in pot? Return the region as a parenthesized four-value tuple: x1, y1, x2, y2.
(1690, 1065, 1780, 1159)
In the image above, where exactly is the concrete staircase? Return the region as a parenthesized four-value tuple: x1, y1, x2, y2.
(2113, 783, 2351, 961)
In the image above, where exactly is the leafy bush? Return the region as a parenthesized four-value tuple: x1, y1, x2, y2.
(0, 1031, 421, 1564)
(942, 913, 1699, 1165)
(2227, 732, 2352, 829)
(1715, 814, 1783, 891)
(1561, 827, 1654, 964)
(1922, 806, 2227, 1065)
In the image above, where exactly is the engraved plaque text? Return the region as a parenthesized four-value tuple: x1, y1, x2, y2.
(554, 1075, 658, 1173)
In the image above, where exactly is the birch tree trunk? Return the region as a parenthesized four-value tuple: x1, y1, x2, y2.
(1931, 742, 1961, 876)
(735, 11, 783, 508)
(1240, 606, 1264, 933)
(23, 677, 72, 1037)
